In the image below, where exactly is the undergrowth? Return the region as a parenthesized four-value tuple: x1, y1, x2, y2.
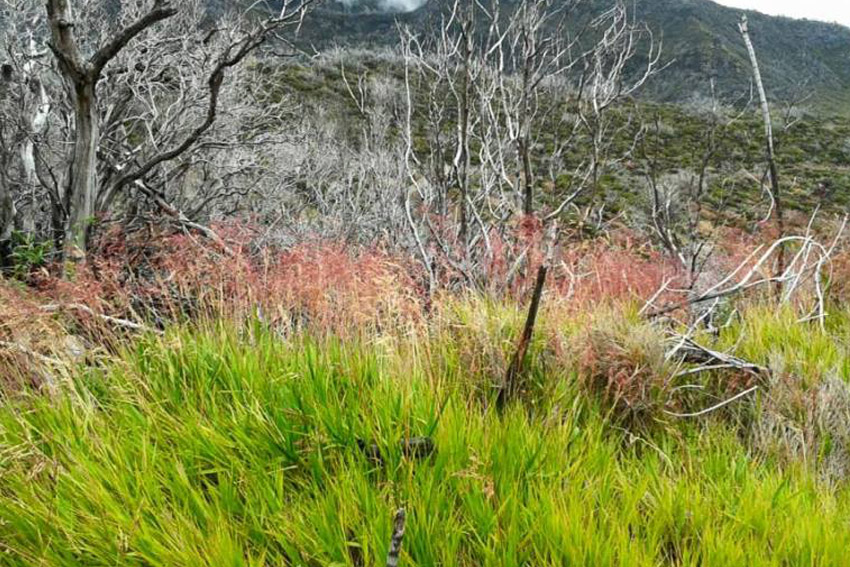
(1, 318, 850, 566)
(3, 224, 850, 564)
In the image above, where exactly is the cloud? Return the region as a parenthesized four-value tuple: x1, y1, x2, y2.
(380, 0, 427, 11)
(714, 0, 850, 27)
(336, 0, 428, 13)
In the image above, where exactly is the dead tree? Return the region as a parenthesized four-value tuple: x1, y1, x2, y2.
(493, 0, 578, 216)
(396, 0, 660, 404)
(0, 0, 314, 265)
(0, 0, 53, 256)
(739, 15, 785, 285)
(497, 221, 557, 409)
(639, 86, 752, 288)
(46, 0, 179, 256)
(0, 65, 17, 251)
(575, 3, 661, 203)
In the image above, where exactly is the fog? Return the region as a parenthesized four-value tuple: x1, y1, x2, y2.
(336, 0, 428, 13)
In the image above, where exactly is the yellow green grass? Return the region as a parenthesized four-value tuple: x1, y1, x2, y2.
(1, 306, 850, 566)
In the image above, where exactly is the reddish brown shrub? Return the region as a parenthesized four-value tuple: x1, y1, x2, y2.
(34, 222, 424, 336)
(577, 311, 673, 424)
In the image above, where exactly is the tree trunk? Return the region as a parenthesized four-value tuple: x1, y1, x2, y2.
(520, 136, 533, 215)
(0, 177, 14, 243)
(19, 141, 38, 234)
(19, 35, 51, 234)
(458, 62, 470, 245)
(739, 15, 784, 286)
(47, 0, 178, 262)
(65, 80, 98, 256)
(497, 260, 548, 409)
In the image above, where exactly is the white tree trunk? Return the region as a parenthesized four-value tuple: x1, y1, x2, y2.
(20, 34, 51, 233)
(739, 14, 784, 279)
(738, 16, 775, 167)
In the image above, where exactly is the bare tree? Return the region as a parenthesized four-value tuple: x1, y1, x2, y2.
(396, 0, 661, 404)
(739, 14, 785, 284)
(0, 63, 19, 250)
(0, 0, 312, 268)
(638, 86, 752, 288)
(0, 0, 53, 254)
(45, 0, 179, 255)
(397, 0, 658, 279)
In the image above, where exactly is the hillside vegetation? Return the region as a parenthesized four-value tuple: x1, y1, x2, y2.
(3, 225, 850, 565)
(3, 1, 850, 565)
(273, 52, 850, 220)
(299, 0, 850, 114)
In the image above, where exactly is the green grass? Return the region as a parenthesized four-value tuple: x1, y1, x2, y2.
(715, 304, 850, 387)
(1, 319, 850, 566)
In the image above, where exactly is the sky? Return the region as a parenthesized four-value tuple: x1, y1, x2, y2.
(714, 0, 850, 27)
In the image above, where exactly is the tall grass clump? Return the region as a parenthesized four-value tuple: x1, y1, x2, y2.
(577, 307, 675, 427)
(2, 322, 850, 566)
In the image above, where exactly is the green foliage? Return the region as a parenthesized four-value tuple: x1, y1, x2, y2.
(1, 317, 850, 565)
(7, 230, 51, 279)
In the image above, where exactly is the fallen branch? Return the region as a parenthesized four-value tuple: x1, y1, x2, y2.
(675, 336, 769, 376)
(41, 303, 163, 335)
(0, 340, 67, 367)
(639, 276, 674, 317)
(673, 363, 741, 378)
(662, 299, 769, 418)
(131, 179, 235, 256)
(97, 155, 235, 256)
(665, 385, 759, 418)
(647, 227, 844, 319)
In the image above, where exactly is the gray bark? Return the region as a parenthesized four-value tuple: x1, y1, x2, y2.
(0, 178, 14, 244)
(739, 15, 784, 278)
(46, 0, 177, 258)
(64, 80, 98, 252)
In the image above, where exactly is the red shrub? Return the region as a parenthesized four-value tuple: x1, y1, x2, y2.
(35, 222, 423, 335)
(6, 216, 817, 343)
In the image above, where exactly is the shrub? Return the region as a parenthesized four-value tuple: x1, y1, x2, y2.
(751, 359, 850, 483)
(6, 230, 52, 282)
(577, 309, 674, 426)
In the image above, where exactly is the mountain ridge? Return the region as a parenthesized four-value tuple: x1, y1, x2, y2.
(294, 0, 850, 114)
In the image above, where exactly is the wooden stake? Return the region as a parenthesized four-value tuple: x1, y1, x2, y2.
(497, 222, 557, 410)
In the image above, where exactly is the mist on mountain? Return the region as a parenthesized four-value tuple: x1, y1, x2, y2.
(333, 0, 427, 13)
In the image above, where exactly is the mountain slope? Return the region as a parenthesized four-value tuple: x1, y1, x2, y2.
(631, 0, 850, 111)
(296, 0, 850, 113)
